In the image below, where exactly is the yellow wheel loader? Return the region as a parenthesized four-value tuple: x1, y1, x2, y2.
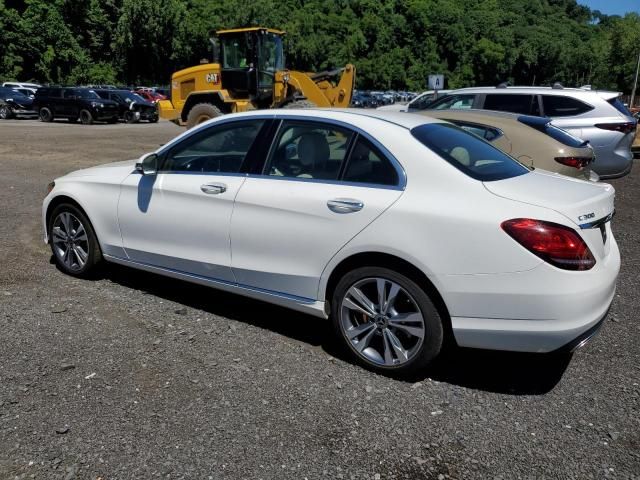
(158, 27, 356, 128)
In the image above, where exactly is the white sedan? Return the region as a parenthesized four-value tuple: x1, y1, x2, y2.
(43, 109, 620, 375)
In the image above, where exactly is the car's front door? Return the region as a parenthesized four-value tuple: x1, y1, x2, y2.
(230, 119, 405, 301)
(117, 118, 269, 282)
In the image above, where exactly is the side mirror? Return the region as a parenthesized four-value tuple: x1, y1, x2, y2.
(136, 153, 158, 176)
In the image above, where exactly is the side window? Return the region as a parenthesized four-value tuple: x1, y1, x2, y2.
(343, 136, 399, 186)
(428, 94, 475, 110)
(408, 94, 430, 110)
(97, 91, 109, 100)
(483, 94, 540, 115)
(542, 95, 593, 117)
(162, 120, 264, 173)
(265, 122, 353, 180)
(63, 89, 76, 99)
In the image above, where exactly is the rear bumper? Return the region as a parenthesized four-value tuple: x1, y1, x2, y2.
(597, 157, 633, 179)
(444, 238, 620, 353)
(592, 144, 633, 179)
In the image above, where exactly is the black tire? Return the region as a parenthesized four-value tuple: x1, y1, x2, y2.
(49, 203, 102, 278)
(186, 103, 223, 129)
(282, 99, 317, 109)
(39, 107, 53, 122)
(0, 104, 13, 119)
(124, 111, 137, 124)
(148, 115, 159, 123)
(331, 266, 443, 376)
(79, 109, 93, 125)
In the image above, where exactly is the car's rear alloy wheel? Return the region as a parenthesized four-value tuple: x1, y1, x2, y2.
(79, 109, 93, 125)
(39, 107, 53, 122)
(50, 204, 101, 277)
(332, 267, 443, 375)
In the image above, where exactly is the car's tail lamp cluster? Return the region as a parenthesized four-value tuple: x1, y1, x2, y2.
(554, 156, 593, 169)
(501, 218, 595, 270)
(594, 122, 636, 135)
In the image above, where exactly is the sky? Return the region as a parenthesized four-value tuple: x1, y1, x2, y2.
(577, 0, 639, 16)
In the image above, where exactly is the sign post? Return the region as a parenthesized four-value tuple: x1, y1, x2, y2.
(428, 74, 445, 100)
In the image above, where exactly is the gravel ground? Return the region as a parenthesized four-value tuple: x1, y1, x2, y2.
(0, 119, 638, 480)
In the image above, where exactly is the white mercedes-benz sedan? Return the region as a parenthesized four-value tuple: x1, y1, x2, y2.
(43, 109, 620, 375)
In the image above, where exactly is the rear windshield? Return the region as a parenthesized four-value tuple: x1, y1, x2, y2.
(517, 115, 587, 148)
(608, 97, 632, 117)
(411, 123, 529, 181)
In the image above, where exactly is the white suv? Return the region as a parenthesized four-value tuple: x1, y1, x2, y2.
(423, 86, 636, 179)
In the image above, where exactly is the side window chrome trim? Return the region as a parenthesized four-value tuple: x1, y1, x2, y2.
(256, 114, 407, 190)
(244, 173, 405, 191)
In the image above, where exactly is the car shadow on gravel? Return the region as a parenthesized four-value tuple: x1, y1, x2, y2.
(94, 261, 572, 395)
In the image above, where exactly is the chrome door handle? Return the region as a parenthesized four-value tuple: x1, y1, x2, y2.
(327, 198, 364, 213)
(200, 183, 227, 195)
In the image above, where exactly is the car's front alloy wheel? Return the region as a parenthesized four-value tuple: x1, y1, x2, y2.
(79, 109, 93, 125)
(0, 105, 13, 119)
(332, 267, 443, 375)
(50, 204, 101, 277)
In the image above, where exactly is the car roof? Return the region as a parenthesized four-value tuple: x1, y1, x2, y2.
(212, 108, 445, 131)
(421, 108, 538, 124)
(447, 86, 621, 100)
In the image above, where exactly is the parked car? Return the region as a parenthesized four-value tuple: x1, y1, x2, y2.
(95, 89, 159, 123)
(135, 89, 167, 103)
(0, 87, 37, 119)
(423, 86, 636, 179)
(351, 92, 378, 108)
(632, 111, 640, 156)
(378, 90, 452, 112)
(2, 81, 41, 91)
(33, 87, 119, 124)
(421, 109, 598, 180)
(43, 109, 619, 375)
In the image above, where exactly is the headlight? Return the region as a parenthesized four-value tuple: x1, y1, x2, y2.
(47, 181, 55, 194)
(90, 101, 104, 108)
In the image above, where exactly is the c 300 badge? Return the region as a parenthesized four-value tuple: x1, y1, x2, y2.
(578, 212, 595, 222)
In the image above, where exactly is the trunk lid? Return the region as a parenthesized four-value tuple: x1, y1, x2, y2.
(484, 169, 615, 258)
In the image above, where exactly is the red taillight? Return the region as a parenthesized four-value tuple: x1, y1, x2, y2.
(594, 122, 636, 134)
(501, 218, 595, 270)
(554, 156, 592, 169)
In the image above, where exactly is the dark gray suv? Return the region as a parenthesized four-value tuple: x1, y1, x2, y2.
(423, 86, 636, 179)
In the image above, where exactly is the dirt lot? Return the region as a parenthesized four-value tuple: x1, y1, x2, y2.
(0, 119, 638, 479)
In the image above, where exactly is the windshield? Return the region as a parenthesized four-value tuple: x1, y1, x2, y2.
(259, 32, 284, 73)
(411, 123, 529, 181)
(120, 91, 146, 103)
(258, 32, 284, 87)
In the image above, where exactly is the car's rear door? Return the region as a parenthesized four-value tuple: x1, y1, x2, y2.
(117, 118, 271, 282)
(230, 118, 405, 301)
